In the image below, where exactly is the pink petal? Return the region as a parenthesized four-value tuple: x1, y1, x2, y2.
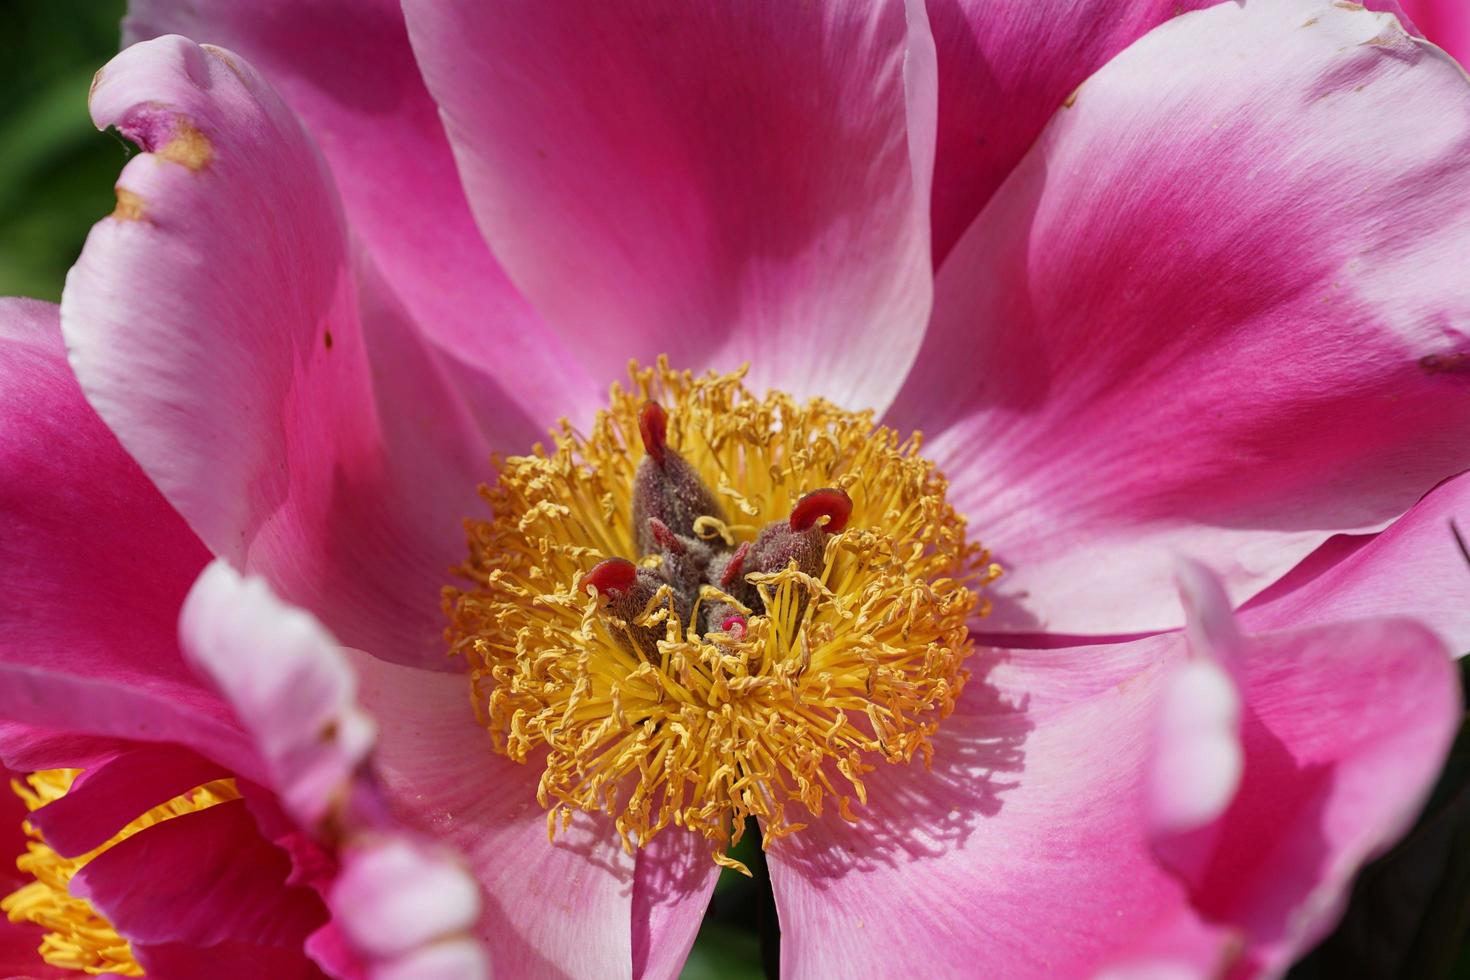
(0, 299, 241, 745)
(71, 799, 327, 952)
(1149, 567, 1460, 977)
(401, 0, 939, 414)
(63, 37, 512, 671)
(29, 745, 228, 858)
(925, 0, 1423, 262)
(892, 0, 1470, 635)
(1241, 471, 1470, 651)
(179, 560, 375, 831)
(349, 652, 641, 980)
(328, 837, 481, 964)
(1400, 0, 1470, 64)
(631, 828, 720, 980)
(121, 1, 599, 429)
(766, 564, 1457, 976)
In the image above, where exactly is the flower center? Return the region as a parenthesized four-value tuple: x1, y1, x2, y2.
(2, 770, 240, 975)
(448, 361, 997, 870)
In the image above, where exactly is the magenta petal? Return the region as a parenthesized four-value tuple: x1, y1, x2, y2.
(1401, 0, 1470, 64)
(350, 652, 637, 979)
(894, 0, 1470, 635)
(766, 568, 1457, 975)
(29, 745, 227, 858)
(62, 36, 514, 670)
(71, 799, 327, 950)
(179, 560, 375, 831)
(401, 0, 939, 414)
(121, 0, 598, 429)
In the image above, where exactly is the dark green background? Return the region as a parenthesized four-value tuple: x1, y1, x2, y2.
(3, 4, 1467, 977)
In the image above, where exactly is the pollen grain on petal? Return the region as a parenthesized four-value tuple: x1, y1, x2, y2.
(158, 118, 213, 171)
(110, 188, 146, 222)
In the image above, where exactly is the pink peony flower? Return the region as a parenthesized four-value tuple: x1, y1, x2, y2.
(3, 0, 1469, 977)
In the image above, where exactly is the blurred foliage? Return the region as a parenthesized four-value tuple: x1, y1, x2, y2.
(4, 4, 1470, 979)
(0, 0, 128, 301)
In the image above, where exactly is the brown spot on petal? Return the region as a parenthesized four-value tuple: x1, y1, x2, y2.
(1062, 86, 1080, 109)
(1302, 16, 1319, 27)
(159, 120, 213, 171)
(202, 44, 246, 82)
(1333, 1, 1364, 10)
(324, 330, 334, 351)
(111, 188, 146, 222)
(89, 68, 103, 106)
(1420, 352, 1470, 375)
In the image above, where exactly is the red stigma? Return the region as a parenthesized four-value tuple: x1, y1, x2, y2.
(721, 541, 751, 587)
(789, 487, 852, 533)
(648, 517, 685, 554)
(583, 557, 637, 598)
(720, 614, 747, 639)
(639, 401, 668, 464)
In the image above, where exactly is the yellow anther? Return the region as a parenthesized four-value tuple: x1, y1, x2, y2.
(448, 359, 993, 862)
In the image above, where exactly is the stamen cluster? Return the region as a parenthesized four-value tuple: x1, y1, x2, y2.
(448, 361, 996, 869)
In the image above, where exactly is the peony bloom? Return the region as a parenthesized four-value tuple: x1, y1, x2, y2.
(3, 0, 1470, 977)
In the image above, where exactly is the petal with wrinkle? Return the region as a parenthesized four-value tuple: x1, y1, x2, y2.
(767, 577, 1457, 976)
(892, 0, 1470, 634)
(401, 0, 938, 414)
(121, 0, 598, 429)
(350, 652, 639, 980)
(63, 36, 513, 670)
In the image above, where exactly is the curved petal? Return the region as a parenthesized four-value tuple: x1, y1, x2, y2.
(0, 298, 253, 770)
(179, 560, 376, 831)
(62, 36, 516, 670)
(350, 651, 642, 980)
(1240, 470, 1470, 652)
(923, 0, 1423, 263)
(1400, 0, 1470, 65)
(71, 800, 327, 956)
(892, 0, 1470, 634)
(401, 0, 938, 414)
(766, 566, 1457, 977)
(121, 0, 599, 429)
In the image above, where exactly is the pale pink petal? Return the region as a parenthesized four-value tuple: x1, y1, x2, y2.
(924, 0, 1422, 262)
(631, 828, 720, 980)
(369, 940, 489, 980)
(892, 0, 1470, 635)
(1241, 471, 1470, 651)
(349, 652, 641, 980)
(179, 560, 375, 831)
(121, 0, 599, 429)
(767, 566, 1457, 976)
(401, 0, 938, 414)
(328, 837, 483, 969)
(1401, 0, 1470, 64)
(71, 800, 326, 954)
(63, 37, 513, 670)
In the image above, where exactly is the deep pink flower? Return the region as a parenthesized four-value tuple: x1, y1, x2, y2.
(3, 0, 1469, 977)
(1400, 0, 1470, 65)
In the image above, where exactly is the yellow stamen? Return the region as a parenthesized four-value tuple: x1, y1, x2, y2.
(448, 360, 999, 865)
(2, 769, 240, 975)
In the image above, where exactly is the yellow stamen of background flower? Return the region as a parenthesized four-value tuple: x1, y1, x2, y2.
(448, 360, 999, 870)
(2, 769, 240, 975)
